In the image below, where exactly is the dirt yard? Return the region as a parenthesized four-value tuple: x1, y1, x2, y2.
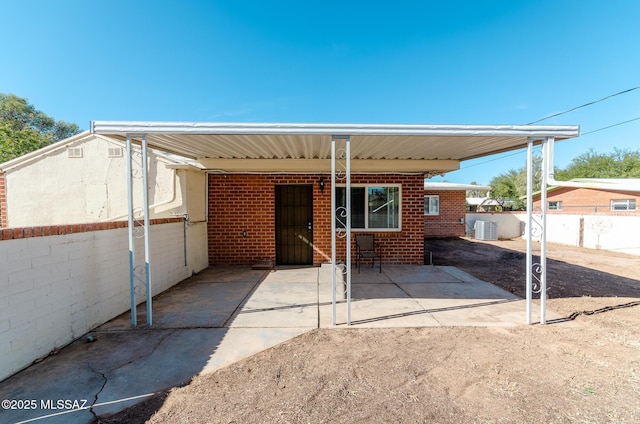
(100, 238, 640, 424)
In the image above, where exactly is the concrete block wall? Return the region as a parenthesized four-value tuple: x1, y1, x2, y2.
(583, 215, 640, 254)
(466, 212, 640, 256)
(424, 190, 466, 237)
(0, 219, 207, 382)
(208, 174, 424, 266)
(465, 212, 523, 239)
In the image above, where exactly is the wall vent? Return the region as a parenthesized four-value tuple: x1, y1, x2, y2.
(67, 147, 83, 158)
(108, 147, 123, 158)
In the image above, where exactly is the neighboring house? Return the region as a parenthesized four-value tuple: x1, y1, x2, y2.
(0, 131, 205, 228)
(466, 197, 504, 212)
(423, 182, 491, 237)
(532, 179, 640, 216)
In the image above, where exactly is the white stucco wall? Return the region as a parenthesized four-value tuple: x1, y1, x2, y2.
(465, 213, 523, 239)
(3, 135, 190, 227)
(0, 221, 207, 381)
(466, 212, 640, 256)
(583, 215, 640, 255)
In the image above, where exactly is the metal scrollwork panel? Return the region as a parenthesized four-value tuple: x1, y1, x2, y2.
(132, 207, 146, 238)
(133, 265, 147, 297)
(129, 148, 144, 179)
(530, 261, 550, 294)
(335, 148, 348, 181)
(335, 206, 348, 238)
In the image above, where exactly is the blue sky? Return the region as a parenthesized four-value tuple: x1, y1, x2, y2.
(1, 0, 638, 185)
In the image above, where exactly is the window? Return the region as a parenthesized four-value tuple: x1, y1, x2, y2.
(424, 195, 439, 216)
(548, 201, 563, 210)
(336, 185, 401, 230)
(611, 199, 636, 211)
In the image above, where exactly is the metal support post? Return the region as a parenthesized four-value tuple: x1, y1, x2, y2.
(141, 135, 152, 326)
(330, 135, 352, 325)
(331, 137, 337, 326)
(539, 137, 553, 324)
(126, 135, 137, 327)
(345, 136, 351, 325)
(526, 138, 533, 325)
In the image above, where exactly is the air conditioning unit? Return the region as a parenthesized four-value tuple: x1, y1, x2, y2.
(474, 220, 498, 241)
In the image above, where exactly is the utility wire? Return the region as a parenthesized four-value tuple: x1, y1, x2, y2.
(526, 85, 640, 125)
(458, 88, 640, 171)
(581, 116, 640, 136)
(460, 115, 640, 171)
(445, 87, 640, 174)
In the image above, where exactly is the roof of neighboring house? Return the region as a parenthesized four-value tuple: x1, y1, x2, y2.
(91, 121, 580, 176)
(424, 182, 491, 191)
(530, 178, 640, 197)
(0, 131, 200, 172)
(466, 197, 505, 206)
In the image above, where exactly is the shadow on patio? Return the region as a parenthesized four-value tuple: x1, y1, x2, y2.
(0, 263, 542, 424)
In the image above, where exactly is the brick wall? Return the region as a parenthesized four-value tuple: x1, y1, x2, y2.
(207, 174, 424, 266)
(424, 190, 466, 237)
(0, 172, 6, 228)
(0, 218, 183, 240)
(534, 187, 640, 216)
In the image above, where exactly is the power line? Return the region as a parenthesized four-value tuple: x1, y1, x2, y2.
(527, 86, 640, 125)
(459, 115, 640, 172)
(582, 116, 640, 136)
(451, 87, 640, 174)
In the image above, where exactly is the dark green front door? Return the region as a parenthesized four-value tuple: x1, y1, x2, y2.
(275, 185, 313, 265)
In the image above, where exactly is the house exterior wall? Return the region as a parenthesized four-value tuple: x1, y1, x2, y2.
(1, 135, 191, 227)
(424, 190, 466, 237)
(533, 186, 640, 216)
(0, 219, 207, 382)
(207, 174, 424, 266)
(0, 172, 6, 228)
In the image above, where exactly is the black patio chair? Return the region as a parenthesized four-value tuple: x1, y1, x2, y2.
(355, 234, 382, 273)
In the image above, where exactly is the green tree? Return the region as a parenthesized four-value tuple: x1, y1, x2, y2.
(466, 181, 489, 198)
(0, 93, 81, 163)
(489, 169, 524, 209)
(555, 148, 640, 180)
(489, 156, 542, 210)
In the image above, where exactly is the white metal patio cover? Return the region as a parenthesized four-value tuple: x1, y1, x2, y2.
(91, 121, 580, 327)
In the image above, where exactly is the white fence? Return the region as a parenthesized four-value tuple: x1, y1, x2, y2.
(466, 213, 640, 256)
(0, 222, 208, 381)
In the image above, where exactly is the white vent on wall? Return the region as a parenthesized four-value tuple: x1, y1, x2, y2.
(67, 147, 83, 158)
(108, 147, 123, 158)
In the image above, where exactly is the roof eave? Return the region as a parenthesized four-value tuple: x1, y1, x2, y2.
(91, 121, 580, 139)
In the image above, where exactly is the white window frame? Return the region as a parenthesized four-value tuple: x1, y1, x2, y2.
(424, 195, 440, 216)
(611, 199, 636, 211)
(548, 201, 563, 210)
(336, 184, 402, 232)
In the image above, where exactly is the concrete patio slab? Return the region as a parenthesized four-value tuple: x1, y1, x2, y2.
(228, 281, 318, 328)
(0, 264, 563, 424)
(383, 265, 464, 283)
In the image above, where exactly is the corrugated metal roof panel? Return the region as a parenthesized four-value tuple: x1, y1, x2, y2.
(92, 121, 580, 170)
